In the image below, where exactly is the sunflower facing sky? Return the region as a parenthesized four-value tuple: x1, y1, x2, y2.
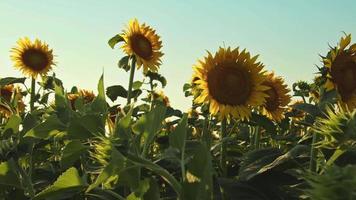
(192, 47, 269, 120)
(10, 37, 55, 78)
(121, 19, 163, 73)
(323, 34, 356, 109)
(261, 72, 291, 122)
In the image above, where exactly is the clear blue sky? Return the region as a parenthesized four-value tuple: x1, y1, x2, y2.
(1, 0, 356, 110)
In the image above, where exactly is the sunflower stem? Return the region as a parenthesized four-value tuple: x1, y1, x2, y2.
(127, 58, 136, 105)
(309, 130, 318, 172)
(30, 78, 36, 112)
(254, 126, 260, 149)
(220, 117, 227, 177)
(202, 115, 211, 148)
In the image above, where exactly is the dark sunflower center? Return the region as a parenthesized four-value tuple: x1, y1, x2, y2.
(264, 86, 280, 111)
(130, 34, 153, 60)
(21, 48, 49, 71)
(207, 63, 252, 106)
(330, 52, 356, 101)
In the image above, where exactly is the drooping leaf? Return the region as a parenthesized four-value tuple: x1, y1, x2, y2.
(106, 85, 127, 102)
(118, 55, 130, 71)
(108, 34, 124, 49)
(0, 77, 26, 86)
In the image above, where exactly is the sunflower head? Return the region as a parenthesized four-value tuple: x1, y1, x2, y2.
(121, 19, 163, 73)
(0, 104, 12, 117)
(11, 37, 55, 77)
(0, 85, 14, 102)
(261, 72, 291, 122)
(192, 47, 269, 120)
(313, 107, 356, 149)
(67, 89, 95, 110)
(323, 34, 356, 109)
(149, 90, 170, 107)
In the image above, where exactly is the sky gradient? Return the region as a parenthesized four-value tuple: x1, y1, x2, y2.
(1, 0, 356, 110)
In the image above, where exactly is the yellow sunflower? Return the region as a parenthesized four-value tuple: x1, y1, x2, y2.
(193, 47, 269, 120)
(67, 89, 95, 110)
(121, 19, 163, 73)
(323, 34, 356, 109)
(11, 37, 55, 77)
(261, 72, 291, 122)
(0, 104, 12, 117)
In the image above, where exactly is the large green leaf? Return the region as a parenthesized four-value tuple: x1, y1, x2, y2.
(114, 107, 133, 139)
(24, 115, 66, 139)
(2, 114, 21, 137)
(106, 85, 127, 101)
(132, 105, 167, 156)
(182, 143, 213, 200)
(33, 167, 85, 200)
(61, 140, 88, 169)
(169, 114, 188, 151)
(67, 114, 105, 140)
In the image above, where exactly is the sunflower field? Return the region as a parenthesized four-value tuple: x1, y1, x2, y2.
(1, 19, 356, 200)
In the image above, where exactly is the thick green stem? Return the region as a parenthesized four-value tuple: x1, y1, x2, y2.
(254, 126, 260, 149)
(30, 78, 36, 112)
(309, 131, 317, 172)
(202, 116, 211, 147)
(220, 118, 227, 177)
(127, 58, 136, 105)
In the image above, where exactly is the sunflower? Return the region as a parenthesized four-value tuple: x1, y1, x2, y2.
(149, 90, 170, 107)
(0, 104, 12, 117)
(192, 47, 269, 120)
(0, 84, 14, 102)
(67, 89, 95, 110)
(261, 72, 291, 122)
(323, 34, 356, 109)
(121, 19, 163, 73)
(11, 37, 55, 77)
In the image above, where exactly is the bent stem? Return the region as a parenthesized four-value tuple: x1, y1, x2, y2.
(30, 78, 36, 112)
(220, 117, 227, 177)
(127, 58, 136, 105)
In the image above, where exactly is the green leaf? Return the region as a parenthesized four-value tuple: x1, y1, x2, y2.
(127, 179, 150, 200)
(239, 148, 282, 181)
(132, 105, 167, 156)
(24, 115, 66, 139)
(108, 34, 124, 49)
(0, 77, 26, 86)
(0, 160, 21, 188)
(143, 178, 160, 200)
(61, 140, 88, 169)
(169, 114, 188, 151)
(182, 143, 213, 200)
(250, 113, 276, 135)
(145, 71, 167, 88)
(91, 74, 107, 114)
(132, 81, 143, 90)
(114, 108, 132, 139)
(106, 85, 127, 101)
(293, 103, 323, 117)
(2, 114, 21, 136)
(33, 167, 85, 200)
(127, 153, 182, 198)
(67, 114, 105, 140)
(87, 149, 126, 192)
(118, 55, 130, 71)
